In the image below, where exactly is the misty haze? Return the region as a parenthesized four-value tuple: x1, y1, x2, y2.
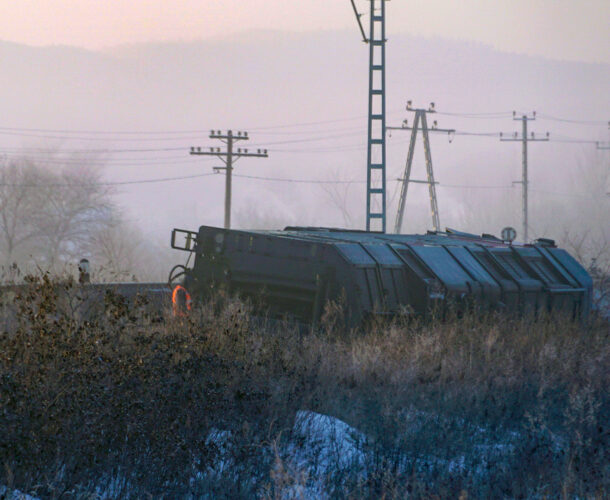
(1, 30, 608, 279)
(0, 1, 608, 498)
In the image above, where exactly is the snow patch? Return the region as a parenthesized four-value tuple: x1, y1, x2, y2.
(0, 486, 40, 500)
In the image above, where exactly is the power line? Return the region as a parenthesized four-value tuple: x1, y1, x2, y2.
(536, 113, 608, 126)
(245, 108, 404, 131)
(0, 128, 366, 145)
(0, 146, 188, 153)
(0, 108, 605, 139)
(439, 183, 512, 190)
(227, 176, 606, 201)
(453, 130, 499, 137)
(0, 172, 218, 187)
(0, 113, 605, 145)
(0, 153, 206, 164)
(0, 125, 209, 135)
(233, 174, 366, 184)
(435, 111, 513, 119)
(3, 170, 602, 200)
(0, 130, 211, 142)
(248, 130, 363, 146)
(550, 135, 600, 144)
(0, 123, 370, 138)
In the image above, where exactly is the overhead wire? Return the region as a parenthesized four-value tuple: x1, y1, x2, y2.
(2, 169, 603, 200)
(0, 172, 219, 187)
(0, 126, 209, 135)
(244, 107, 405, 131)
(0, 146, 188, 153)
(0, 130, 213, 142)
(536, 114, 608, 126)
(1, 111, 607, 193)
(435, 111, 514, 119)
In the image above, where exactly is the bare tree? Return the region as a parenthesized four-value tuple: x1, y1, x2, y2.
(86, 217, 148, 281)
(234, 205, 296, 230)
(0, 158, 116, 275)
(558, 150, 609, 269)
(0, 160, 48, 267)
(319, 168, 359, 229)
(34, 166, 114, 268)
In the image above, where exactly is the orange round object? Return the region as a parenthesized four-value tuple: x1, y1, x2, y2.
(172, 285, 192, 316)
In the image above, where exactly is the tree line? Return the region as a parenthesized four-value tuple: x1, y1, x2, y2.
(0, 156, 173, 282)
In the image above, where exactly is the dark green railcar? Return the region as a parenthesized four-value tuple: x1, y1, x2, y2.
(170, 225, 592, 325)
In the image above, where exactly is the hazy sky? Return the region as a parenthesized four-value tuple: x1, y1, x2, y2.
(1, 0, 609, 63)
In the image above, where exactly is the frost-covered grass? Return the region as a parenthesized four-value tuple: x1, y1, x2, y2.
(0, 276, 608, 498)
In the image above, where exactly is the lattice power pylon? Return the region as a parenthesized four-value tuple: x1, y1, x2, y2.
(388, 103, 454, 234)
(351, 0, 388, 232)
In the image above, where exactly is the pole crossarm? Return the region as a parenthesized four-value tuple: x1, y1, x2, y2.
(190, 130, 268, 229)
(500, 137, 549, 142)
(190, 150, 269, 158)
(388, 126, 455, 133)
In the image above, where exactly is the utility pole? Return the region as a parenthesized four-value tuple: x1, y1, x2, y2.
(500, 112, 549, 243)
(190, 130, 268, 229)
(596, 121, 610, 149)
(351, 0, 388, 232)
(387, 101, 455, 234)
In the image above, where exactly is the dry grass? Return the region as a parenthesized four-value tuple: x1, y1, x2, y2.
(0, 275, 608, 498)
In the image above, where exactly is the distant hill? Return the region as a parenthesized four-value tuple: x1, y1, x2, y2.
(1, 31, 608, 239)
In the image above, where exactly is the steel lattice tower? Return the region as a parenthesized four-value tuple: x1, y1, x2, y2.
(364, 0, 387, 232)
(388, 104, 454, 234)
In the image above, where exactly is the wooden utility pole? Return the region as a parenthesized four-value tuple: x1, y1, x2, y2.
(500, 112, 549, 243)
(190, 130, 268, 229)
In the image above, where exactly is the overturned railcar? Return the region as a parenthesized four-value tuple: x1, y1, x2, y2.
(170, 225, 592, 325)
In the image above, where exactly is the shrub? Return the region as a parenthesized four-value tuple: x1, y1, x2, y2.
(0, 275, 608, 498)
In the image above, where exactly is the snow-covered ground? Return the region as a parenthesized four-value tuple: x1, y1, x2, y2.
(1, 409, 536, 499)
(0, 485, 39, 500)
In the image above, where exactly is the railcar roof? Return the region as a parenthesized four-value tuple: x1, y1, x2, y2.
(246, 226, 524, 248)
